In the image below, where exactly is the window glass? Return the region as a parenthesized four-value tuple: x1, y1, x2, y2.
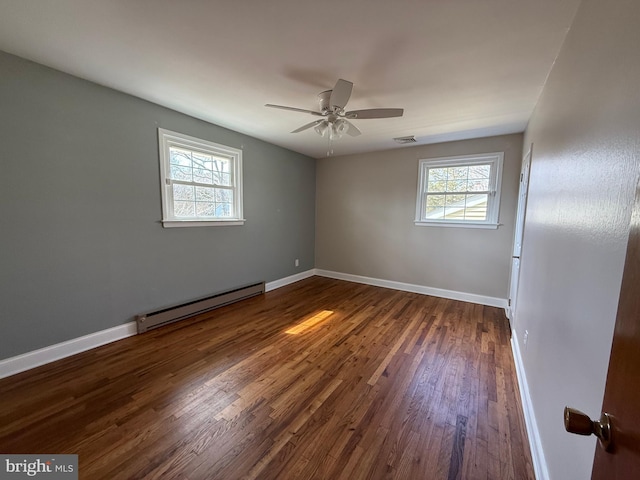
(158, 129, 244, 227)
(415, 153, 503, 228)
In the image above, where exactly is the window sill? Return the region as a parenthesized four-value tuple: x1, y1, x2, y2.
(414, 221, 500, 229)
(162, 219, 246, 228)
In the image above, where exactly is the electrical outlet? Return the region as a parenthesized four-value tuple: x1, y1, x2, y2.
(295, 259, 299, 267)
(523, 330, 529, 346)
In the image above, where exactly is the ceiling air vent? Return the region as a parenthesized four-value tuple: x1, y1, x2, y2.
(393, 135, 416, 144)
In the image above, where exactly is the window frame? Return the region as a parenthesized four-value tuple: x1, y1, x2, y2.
(414, 152, 504, 229)
(158, 128, 244, 228)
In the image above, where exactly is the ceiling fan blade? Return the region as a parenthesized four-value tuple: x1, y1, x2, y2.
(329, 79, 353, 110)
(345, 120, 361, 137)
(265, 104, 323, 116)
(291, 119, 325, 133)
(345, 108, 404, 119)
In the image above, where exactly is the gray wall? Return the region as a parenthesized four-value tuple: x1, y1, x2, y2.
(0, 51, 316, 360)
(515, 0, 640, 478)
(316, 134, 522, 300)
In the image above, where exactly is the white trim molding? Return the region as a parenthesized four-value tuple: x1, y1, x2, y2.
(0, 268, 508, 379)
(414, 221, 500, 229)
(315, 269, 508, 308)
(511, 330, 549, 480)
(0, 269, 318, 379)
(415, 152, 504, 228)
(162, 220, 246, 228)
(265, 269, 316, 292)
(158, 128, 244, 227)
(0, 322, 137, 379)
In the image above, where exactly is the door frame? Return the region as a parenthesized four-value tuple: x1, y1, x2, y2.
(508, 143, 533, 322)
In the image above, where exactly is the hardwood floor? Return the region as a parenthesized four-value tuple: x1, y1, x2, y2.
(0, 277, 534, 479)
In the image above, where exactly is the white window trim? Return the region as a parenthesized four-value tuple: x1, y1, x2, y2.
(158, 128, 245, 227)
(414, 152, 504, 229)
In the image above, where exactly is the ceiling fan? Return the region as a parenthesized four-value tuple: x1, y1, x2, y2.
(265, 79, 404, 140)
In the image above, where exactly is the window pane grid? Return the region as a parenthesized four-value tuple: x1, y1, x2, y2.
(172, 184, 234, 218)
(168, 146, 235, 220)
(160, 129, 243, 225)
(424, 162, 492, 221)
(416, 155, 501, 226)
(169, 147, 233, 187)
(426, 164, 491, 195)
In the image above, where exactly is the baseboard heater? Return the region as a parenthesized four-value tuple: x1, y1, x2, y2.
(136, 281, 265, 334)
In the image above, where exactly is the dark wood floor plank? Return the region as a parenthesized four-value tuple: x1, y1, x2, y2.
(0, 276, 534, 479)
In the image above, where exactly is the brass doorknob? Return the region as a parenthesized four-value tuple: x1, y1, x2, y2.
(564, 406, 612, 451)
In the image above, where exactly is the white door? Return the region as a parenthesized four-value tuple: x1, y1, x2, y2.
(508, 145, 532, 321)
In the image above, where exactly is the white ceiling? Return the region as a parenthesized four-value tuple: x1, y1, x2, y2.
(0, 0, 581, 159)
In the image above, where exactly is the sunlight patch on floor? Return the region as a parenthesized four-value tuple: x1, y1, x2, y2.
(285, 310, 334, 335)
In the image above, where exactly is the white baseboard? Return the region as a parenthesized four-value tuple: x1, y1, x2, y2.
(265, 269, 315, 292)
(0, 269, 507, 380)
(0, 270, 317, 380)
(315, 269, 508, 308)
(0, 322, 137, 379)
(511, 330, 549, 480)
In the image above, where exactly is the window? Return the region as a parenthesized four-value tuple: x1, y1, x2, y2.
(158, 129, 244, 227)
(415, 152, 503, 228)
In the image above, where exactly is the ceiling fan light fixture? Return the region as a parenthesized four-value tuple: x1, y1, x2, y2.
(332, 119, 349, 138)
(314, 121, 329, 137)
(266, 78, 404, 143)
